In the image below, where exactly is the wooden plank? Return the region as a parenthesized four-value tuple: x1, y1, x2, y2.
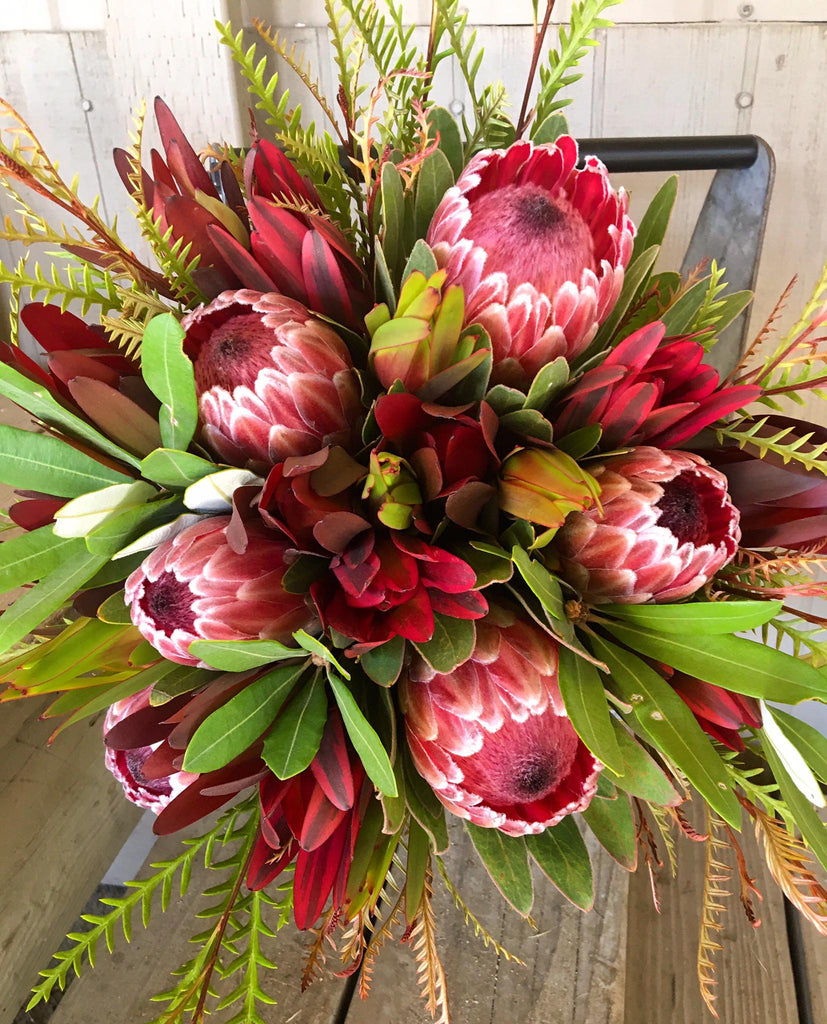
(0, 2, 106, 33)
(241, 1, 827, 27)
(624, 809, 799, 1024)
(345, 826, 627, 1023)
(48, 826, 346, 1024)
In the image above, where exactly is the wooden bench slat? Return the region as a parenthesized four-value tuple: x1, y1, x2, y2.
(624, 812, 800, 1024)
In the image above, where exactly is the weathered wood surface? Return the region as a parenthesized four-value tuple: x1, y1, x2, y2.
(624, 810, 801, 1024)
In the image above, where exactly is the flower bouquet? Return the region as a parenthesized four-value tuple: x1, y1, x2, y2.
(1, 1, 826, 1021)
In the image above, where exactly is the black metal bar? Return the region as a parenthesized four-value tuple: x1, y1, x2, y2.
(576, 135, 760, 173)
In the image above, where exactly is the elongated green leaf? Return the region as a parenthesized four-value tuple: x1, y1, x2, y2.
(608, 723, 681, 805)
(188, 638, 304, 671)
(661, 277, 709, 336)
(412, 614, 475, 674)
(526, 818, 593, 910)
(0, 424, 131, 497)
(140, 448, 217, 489)
(427, 106, 463, 177)
(85, 496, 179, 557)
(511, 546, 565, 621)
(414, 148, 454, 240)
(262, 672, 327, 779)
(402, 238, 439, 282)
(184, 663, 305, 773)
(604, 620, 826, 704)
(603, 600, 782, 635)
(774, 709, 827, 783)
(47, 671, 158, 738)
(53, 481, 158, 538)
(140, 314, 197, 451)
(0, 361, 140, 469)
(588, 245, 659, 353)
(183, 468, 262, 512)
(762, 735, 827, 871)
(590, 634, 741, 827)
(380, 161, 406, 281)
(402, 746, 449, 854)
(361, 636, 405, 687)
(294, 630, 351, 680)
(149, 663, 214, 704)
(557, 646, 623, 774)
(523, 357, 569, 412)
(582, 794, 637, 869)
(465, 822, 533, 916)
(0, 528, 83, 592)
(632, 175, 678, 259)
(406, 820, 431, 919)
(328, 672, 397, 796)
(0, 548, 108, 656)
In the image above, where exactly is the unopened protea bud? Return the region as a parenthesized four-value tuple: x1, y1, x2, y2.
(499, 446, 601, 529)
(366, 270, 488, 399)
(555, 447, 740, 604)
(363, 450, 423, 530)
(401, 609, 601, 836)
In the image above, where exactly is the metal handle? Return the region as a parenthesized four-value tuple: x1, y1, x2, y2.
(576, 135, 761, 173)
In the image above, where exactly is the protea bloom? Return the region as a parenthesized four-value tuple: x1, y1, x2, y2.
(553, 321, 762, 449)
(125, 515, 316, 666)
(183, 290, 362, 471)
(669, 673, 762, 751)
(247, 711, 370, 930)
(313, 530, 488, 646)
(556, 447, 740, 604)
(401, 610, 601, 835)
(427, 136, 635, 386)
(104, 687, 197, 813)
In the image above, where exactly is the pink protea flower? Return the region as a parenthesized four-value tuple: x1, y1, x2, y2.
(401, 610, 601, 836)
(104, 687, 197, 814)
(556, 447, 740, 604)
(183, 290, 362, 471)
(426, 136, 635, 386)
(125, 515, 317, 666)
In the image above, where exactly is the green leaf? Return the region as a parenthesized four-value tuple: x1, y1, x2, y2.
(511, 547, 565, 621)
(412, 614, 475, 674)
(762, 734, 827, 871)
(373, 239, 397, 312)
(402, 746, 449, 854)
(140, 314, 197, 451)
(0, 548, 109, 657)
(97, 589, 132, 625)
(361, 636, 405, 687)
(608, 723, 681, 805)
(184, 663, 305, 773)
(0, 424, 131, 497)
(587, 245, 659, 354)
(530, 112, 570, 144)
(582, 794, 637, 869)
(557, 646, 623, 774)
(414, 149, 454, 240)
(465, 822, 533, 916)
(427, 106, 463, 178)
(0, 360, 141, 469)
(293, 629, 351, 680)
(526, 817, 593, 910)
(590, 634, 741, 828)
(632, 175, 678, 260)
(328, 672, 397, 796)
(523, 357, 569, 412)
(555, 423, 602, 459)
(604, 620, 827, 704)
(602, 600, 782, 635)
(402, 238, 439, 282)
(380, 161, 406, 282)
(454, 541, 514, 587)
(661, 277, 710, 336)
(149, 663, 214, 704)
(140, 448, 217, 489)
(85, 496, 179, 557)
(53, 481, 158, 538)
(188, 639, 304, 671)
(261, 672, 327, 779)
(773, 709, 827, 784)
(0, 527, 84, 592)
(405, 820, 431, 918)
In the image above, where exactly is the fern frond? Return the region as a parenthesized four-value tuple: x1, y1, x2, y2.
(758, 615, 827, 670)
(722, 823, 763, 928)
(742, 795, 827, 937)
(359, 889, 406, 999)
(651, 805, 679, 877)
(731, 276, 797, 382)
(302, 906, 338, 991)
(435, 857, 526, 965)
(714, 417, 827, 476)
(406, 864, 450, 1024)
(697, 808, 732, 1020)
(0, 256, 121, 316)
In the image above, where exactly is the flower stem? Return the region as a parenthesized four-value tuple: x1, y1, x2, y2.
(516, 0, 557, 139)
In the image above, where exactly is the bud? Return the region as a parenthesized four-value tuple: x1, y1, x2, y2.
(499, 447, 601, 530)
(363, 450, 423, 530)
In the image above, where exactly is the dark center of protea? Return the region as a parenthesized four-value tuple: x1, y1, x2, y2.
(123, 747, 174, 796)
(511, 753, 557, 800)
(139, 570, 196, 636)
(654, 472, 712, 546)
(465, 183, 597, 298)
(193, 312, 281, 394)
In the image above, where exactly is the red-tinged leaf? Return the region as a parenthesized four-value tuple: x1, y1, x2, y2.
(9, 497, 63, 530)
(247, 833, 298, 891)
(386, 587, 434, 643)
(150, 148, 180, 195)
(47, 349, 120, 387)
(249, 199, 307, 279)
(154, 97, 218, 198)
(164, 195, 233, 271)
(314, 511, 370, 553)
(300, 787, 349, 851)
(429, 588, 488, 619)
(650, 385, 762, 447)
(140, 739, 179, 780)
(165, 674, 252, 749)
(599, 380, 657, 447)
(310, 712, 355, 811)
(670, 674, 762, 730)
(113, 146, 141, 197)
(604, 321, 665, 368)
(0, 341, 53, 389)
(252, 138, 318, 207)
(152, 778, 236, 835)
(444, 480, 496, 530)
(21, 303, 104, 353)
(67, 377, 162, 457)
(104, 693, 191, 749)
(200, 766, 269, 796)
(745, 514, 827, 549)
(205, 223, 277, 292)
(302, 229, 356, 327)
(293, 817, 351, 929)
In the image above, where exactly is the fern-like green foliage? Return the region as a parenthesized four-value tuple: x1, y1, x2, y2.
(532, 0, 622, 133)
(761, 615, 827, 669)
(0, 256, 121, 315)
(715, 416, 827, 476)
